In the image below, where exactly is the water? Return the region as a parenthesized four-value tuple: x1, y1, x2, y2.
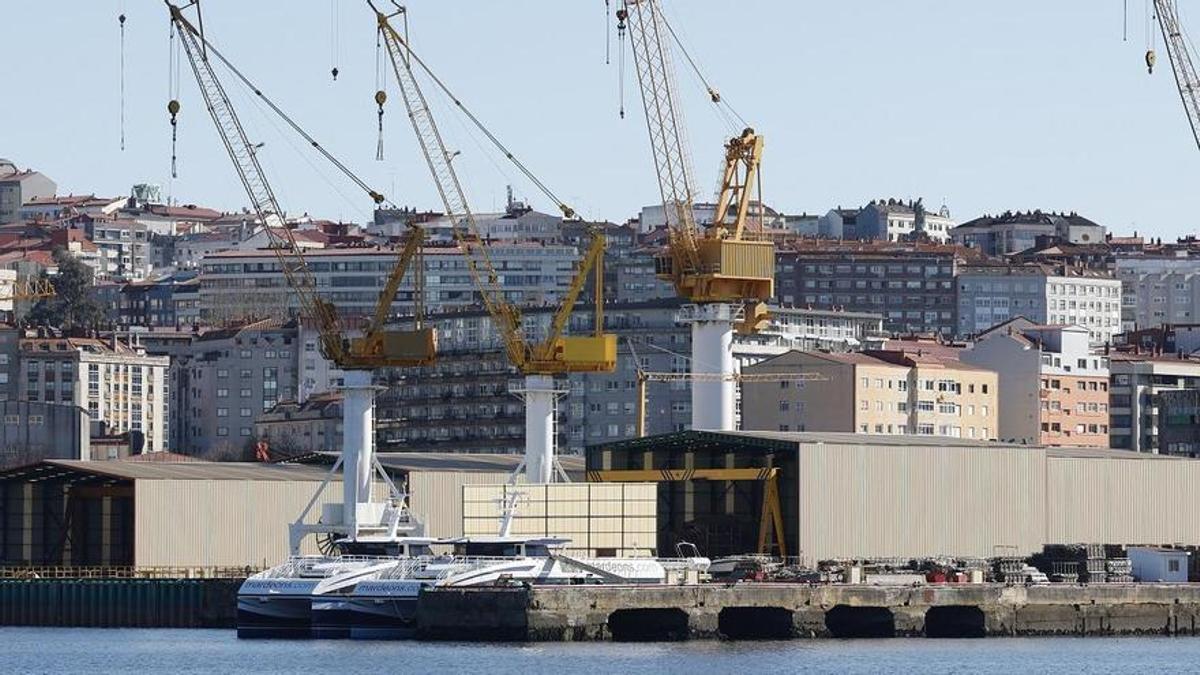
(6, 628, 1200, 674)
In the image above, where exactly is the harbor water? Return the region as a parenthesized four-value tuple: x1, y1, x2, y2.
(5, 628, 1200, 674)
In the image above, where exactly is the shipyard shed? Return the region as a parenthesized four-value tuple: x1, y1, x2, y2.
(587, 430, 1200, 562)
(301, 452, 585, 540)
(0, 459, 347, 572)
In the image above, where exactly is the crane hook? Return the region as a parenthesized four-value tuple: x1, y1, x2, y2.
(1145, 49, 1156, 74)
(375, 90, 387, 161)
(168, 99, 181, 178)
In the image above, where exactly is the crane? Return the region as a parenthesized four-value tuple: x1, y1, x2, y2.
(373, 2, 616, 483)
(167, 1, 432, 548)
(618, 0, 776, 433)
(1147, 0, 1200, 152)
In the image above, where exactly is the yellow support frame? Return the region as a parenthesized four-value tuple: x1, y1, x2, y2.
(586, 467, 786, 557)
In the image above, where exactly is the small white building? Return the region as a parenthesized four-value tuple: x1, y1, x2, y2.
(1128, 547, 1189, 582)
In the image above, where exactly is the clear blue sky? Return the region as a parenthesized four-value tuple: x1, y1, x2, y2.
(2, 1, 1198, 238)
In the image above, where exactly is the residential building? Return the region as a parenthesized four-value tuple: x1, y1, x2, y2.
(1118, 323, 1200, 356)
(635, 201, 785, 234)
(0, 325, 20, 400)
(0, 400, 90, 469)
(172, 319, 300, 456)
(963, 320, 1110, 446)
(956, 264, 1122, 344)
(17, 333, 168, 453)
(1109, 354, 1200, 454)
(255, 392, 343, 455)
(855, 198, 954, 243)
(950, 210, 1105, 256)
(0, 160, 56, 224)
(775, 241, 969, 335)
(741, 349, 999, 439)
(108, 271, 201, 328)
(1158, 389, 1200, 457)
(18, 194, 122, 222)
(199, 242, 581, 324)
(1122, 271, 1200, 331)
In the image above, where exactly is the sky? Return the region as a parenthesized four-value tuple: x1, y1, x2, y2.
(1, 1, 1198, 238)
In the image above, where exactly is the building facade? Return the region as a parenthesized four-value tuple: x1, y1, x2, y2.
(963, 321, 1110, 446)
(1109, 354, 1200, 454)
(951, 210, 1105, 256)
(742, 349, 999, 440)
(956, 265, 1122, 344)
(17, 334, 168, 453)
(775, 243, 965, 335)
(0, 161, 56, 224)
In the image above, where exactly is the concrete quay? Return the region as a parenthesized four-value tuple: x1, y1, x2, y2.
(417, 583, 1200, 641)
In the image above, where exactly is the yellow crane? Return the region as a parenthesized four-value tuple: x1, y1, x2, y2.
(167, 1, 430, 546)
(373, 2, 615, 482)
(618, 0, 776, 432)
(1146, 0, 1200, 152)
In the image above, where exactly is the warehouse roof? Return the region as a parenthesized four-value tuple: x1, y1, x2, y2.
(306, 451, 585, 474)
(0, 459, 335, 484)
(589, 430, 1193, 462)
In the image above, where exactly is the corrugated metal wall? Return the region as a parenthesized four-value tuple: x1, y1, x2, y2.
(407, 471, 510, 540)
(1046, 457, 1200, 545)
(797, 443, 1047, 562)
(134, 479, 343, 569)
(462, 483, 657, 556)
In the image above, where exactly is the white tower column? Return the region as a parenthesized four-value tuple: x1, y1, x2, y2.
(521, 373, 559, 484)
(683, 303, 737, 431)
(341, 369, 375, 538)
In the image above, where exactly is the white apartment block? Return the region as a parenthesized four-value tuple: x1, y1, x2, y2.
(18, 335, 169, 452)
(199, 243, 581, 324)
(957, 266, 1122, 344)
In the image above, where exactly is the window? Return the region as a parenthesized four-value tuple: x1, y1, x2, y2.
(860, 400, 869, 411)
(1169, 559, 1181, 573)
(240, 388, 252, 398)
(897, 380, 908, 392)
(240, 427, 252, 437)
(861, 377, 869, 388)
(217, 408, 228, 417)
(217, 426, 229, 437)
(981, 405, 989, 416)
(917, 423, 935, 435)
(917, 400, 935, 412)
(779, 400, 790, 412)
(216, 388, 229, 398)
(240, 407, 252, 417)
(217, 368, 229, 378)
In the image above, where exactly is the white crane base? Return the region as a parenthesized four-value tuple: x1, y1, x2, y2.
(510, 374, 567, 484)
(677, 303, 741, 432)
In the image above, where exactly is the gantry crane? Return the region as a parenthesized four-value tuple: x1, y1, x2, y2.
(618, 0, 776, 433)
(1147, 0, 1200, 152)
(373, 2, 616, 483)
(168, 1, 433, 548)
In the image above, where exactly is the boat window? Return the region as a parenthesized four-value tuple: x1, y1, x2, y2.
(455, 542, 523, 557)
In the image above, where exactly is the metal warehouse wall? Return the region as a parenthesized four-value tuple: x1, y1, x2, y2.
(462, 483, 657, 556)
(407, 471, 511, 539)
(134, 479, 343, 569)
(1046, 457, 1200, 545)
(796, 443, 1047, 563)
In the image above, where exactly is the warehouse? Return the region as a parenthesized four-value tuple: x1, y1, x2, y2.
(586, 430, 1200, 562)
(300, 452, 585, 540)
(0, 459, 346, 572)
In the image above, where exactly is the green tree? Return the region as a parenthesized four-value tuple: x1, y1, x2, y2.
(26, 248, 108, 329)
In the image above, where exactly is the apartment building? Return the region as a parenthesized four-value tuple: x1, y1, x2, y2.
(198, 242, 580, 324)
(957, 264, 1122, 344)
(172, 319, 299, 456)
(963, 320, 1110, 446)
(774, 242, 968, 335)
(0, 161, 56, 224)
(950, 210, 1105, 256)
(1109, 353, 1200, 454)
(742, 349, 998, 440)
(17, 334, 168, 453)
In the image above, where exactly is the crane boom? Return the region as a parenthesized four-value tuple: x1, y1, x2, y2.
(620, 0, 774, 305)
(169, 2, 434, 369)
(1152, 0, 1200, 152)
(374, 6, 526, 369)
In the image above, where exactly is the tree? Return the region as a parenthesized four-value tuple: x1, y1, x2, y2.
(26, 247, 108, 330)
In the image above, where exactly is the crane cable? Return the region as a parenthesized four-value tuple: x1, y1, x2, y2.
(657, 6, 749, 131)
(119, 10, 127, 151)
(329, 0, 340, 81)
(183, 22, 385, 204)
(391, 34, 578, 219)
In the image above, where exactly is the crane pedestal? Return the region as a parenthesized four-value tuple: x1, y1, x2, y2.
(679, 303, 740, 432)
(511, 374, 566, 484)
(341, 369, 378, 538)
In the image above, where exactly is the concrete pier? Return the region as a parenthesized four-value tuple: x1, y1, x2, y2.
(420, 584, 1200, 641)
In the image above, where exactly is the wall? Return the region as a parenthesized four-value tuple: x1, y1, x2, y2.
(462, 483, 658, 556)
(133, 478, 343, 568)
(1044, 456, 1200, 545)
(796, 443, 1047, 562)
(0, 401, 89, 468)
(406, 470, 511, 540)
